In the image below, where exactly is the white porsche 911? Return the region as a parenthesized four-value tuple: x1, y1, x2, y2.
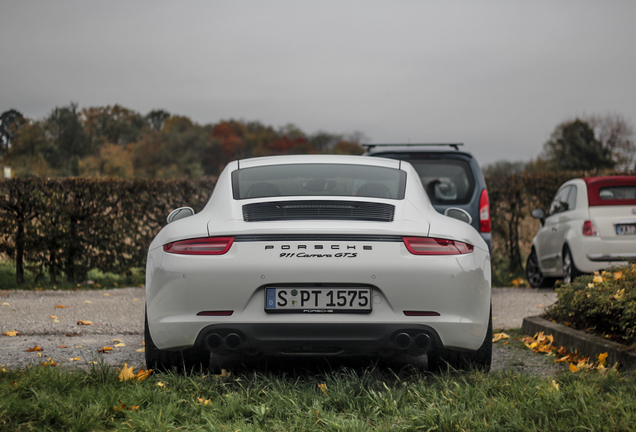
(145, 155, 492, 372)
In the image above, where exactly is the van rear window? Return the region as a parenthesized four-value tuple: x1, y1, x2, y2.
(406, 159, 475, 205)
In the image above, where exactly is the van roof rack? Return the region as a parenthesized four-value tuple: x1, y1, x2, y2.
(362, 143, 464, 151)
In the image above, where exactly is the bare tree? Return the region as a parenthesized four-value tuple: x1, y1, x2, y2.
(585, 113, 635, 171)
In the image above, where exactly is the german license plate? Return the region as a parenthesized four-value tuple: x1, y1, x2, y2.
(616, 224, 636, 235)
(265, 287, 372, 313)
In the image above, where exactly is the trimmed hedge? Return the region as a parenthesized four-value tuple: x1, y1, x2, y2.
(0, 178, 215, 285)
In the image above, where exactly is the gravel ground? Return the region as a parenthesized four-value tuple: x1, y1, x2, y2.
(1, 287, 565, 375)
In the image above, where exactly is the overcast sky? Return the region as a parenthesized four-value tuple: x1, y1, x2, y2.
(2, 1, 635, 166)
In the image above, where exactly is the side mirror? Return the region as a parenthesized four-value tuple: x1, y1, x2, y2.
(531, 209, 546, 226)
(444, 207, 473, 225)
(167, 207, 194, 224)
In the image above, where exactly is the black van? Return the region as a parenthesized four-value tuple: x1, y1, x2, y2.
(364, 144, 491, 252)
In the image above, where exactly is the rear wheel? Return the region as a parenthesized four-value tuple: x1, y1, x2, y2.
(145, 308, 210, 374)
(562, 246, 582, 285)
(427, 307, 492, 373)
(526, 249, 555, 288)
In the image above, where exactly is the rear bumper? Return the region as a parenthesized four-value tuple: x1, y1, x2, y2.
(587, 252, 636, 262)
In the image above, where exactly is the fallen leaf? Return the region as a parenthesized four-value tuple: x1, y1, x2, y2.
(103, 293, 110, 296)
(593, 275, 604, 284)
(114, 343, 126, 347)
(613, 271, 624, 281)
(58, 345, 69, 349)
(77, 320, 93, 325)
(197, 397, 211, 405)
(40, 359, 58, 367)
(113, 401, 139, 412)
(118, 363, 135, 382)
(25, 344, 43, 352)
(65, 333, 82, 337)
(112, 338, 122, 343)
(135, 368, 152, 381)
(4, 330, 19, 337)
(83, 301, 92, 304)
(535, 304, 544, 308)
(96, 346, 113, 353)
(215, 369, 231, 378)
(569, 363, 578, 373)
(2, 302, 9, 306)
(69, 357, 81, 362)
(492, 332, 510, 343)
(50, 315, 57, 319)
(55, 305, 68, 308)
(136, 348, 145, 353)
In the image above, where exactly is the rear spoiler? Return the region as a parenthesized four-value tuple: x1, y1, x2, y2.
(361, 143, 464, 151)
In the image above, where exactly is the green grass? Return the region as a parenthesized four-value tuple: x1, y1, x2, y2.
(1, 362, 635, 431)
(0, 260, 145, 290)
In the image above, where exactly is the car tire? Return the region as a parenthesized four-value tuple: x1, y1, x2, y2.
(427, 307, 492, 373)
(526, 249, 556, 288)
(145, 308, 210, 374)
(562, 246, 583, 285)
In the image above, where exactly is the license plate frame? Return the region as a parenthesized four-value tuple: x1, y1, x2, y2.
(265, 287, 372, 313)
(615, 224, 636, 236)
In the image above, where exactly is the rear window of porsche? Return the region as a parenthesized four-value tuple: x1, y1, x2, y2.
(232, 164, 406, 200)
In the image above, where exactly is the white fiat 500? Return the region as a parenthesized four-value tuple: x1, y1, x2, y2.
(145, 155, 492, 372)
(527, 176, 636, 287)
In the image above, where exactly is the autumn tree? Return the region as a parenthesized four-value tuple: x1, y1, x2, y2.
(81, 105, 145, 147)
(541, 118, 614, 172)
(145, 109, 171, 131)
(43, 103, 91, 175)
(0, 109, 24, 156)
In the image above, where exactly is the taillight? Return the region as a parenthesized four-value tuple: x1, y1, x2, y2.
(582, 220, 599, 237)
(163, 237, 235, 255)
(479, 189, 491, 233)
(403, 237, 474, 255)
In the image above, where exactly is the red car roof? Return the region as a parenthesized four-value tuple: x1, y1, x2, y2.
(584, 176, 636, 206)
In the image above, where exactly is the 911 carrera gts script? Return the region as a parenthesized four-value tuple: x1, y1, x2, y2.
(279, 252, 357, 258)
(265, 244, 371, 258)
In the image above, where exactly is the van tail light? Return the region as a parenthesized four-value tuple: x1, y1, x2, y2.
(163, 237, 235, 255)
(403, 237, 474, 255)
(582, 220, 599, 237)
(479, 189, 491, 233)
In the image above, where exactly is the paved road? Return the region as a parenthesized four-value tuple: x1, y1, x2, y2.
(0, 287, 558, 373)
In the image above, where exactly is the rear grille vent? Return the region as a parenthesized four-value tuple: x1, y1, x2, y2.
(243, 200, 395, 222)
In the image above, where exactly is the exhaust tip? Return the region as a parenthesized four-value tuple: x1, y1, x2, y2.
(226, 333, 242, 349)
(395, 332, 411, 349)
(414, 333, 431, 350)
(206, 333, 222, 350)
